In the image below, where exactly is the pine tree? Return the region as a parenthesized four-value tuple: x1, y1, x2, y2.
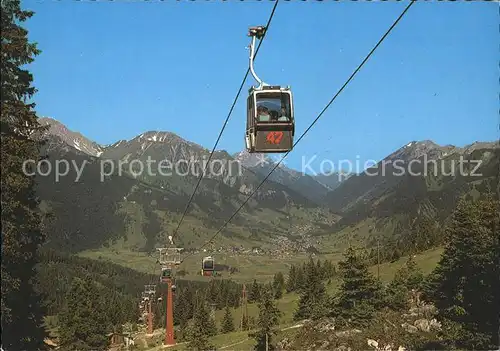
(264, 282, 274, 299)
(187, 300, 215, 350)
(249, 289, 281, 351)
(248, 279, 261, 303)
(285, 265, 297, 293)
(174, 286, 195, 339)
(197, 296, 217, 337)
(295, 264, 305, 293)
(247, 316, 256, 330)
(322, 259, 335, 278)
(411, 215, 440, 252)
(1, 0, 48, 349)
(241, 314, 249, 331)
(206, 281, 220, 309)
(333, 247, 383, 328)
(426, 196, 500, 349)
(220, 306, 235, 333)
(404, 255, 423, 290)
(316, 259, 322, 279)
(294, 258, 327, 321)
(386, 255, 423, 310)
(58, 276, 110, 350)
(153, 295, 166, 329)
(272, 272, 285, 299)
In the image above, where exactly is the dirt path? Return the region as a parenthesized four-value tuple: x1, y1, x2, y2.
(220, 338, 249, 349)
(218, 322, 305, 350)
(147, 341, 187, 350)
(281, 323, 304, 331)
(141, 321, 306, 350)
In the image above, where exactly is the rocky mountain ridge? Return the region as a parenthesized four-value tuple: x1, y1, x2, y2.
(36, 117, 498, 254)
(39, 117, 345, 205)
(36, 118, 335, 252)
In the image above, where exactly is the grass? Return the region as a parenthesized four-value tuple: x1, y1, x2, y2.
(78, 249, 158, 274)
(49, 246, 445, 347)
(217, 247, 443, 350)
(77, 246, 445, 350)
(370, 246, 444, 282)
(222, 246, 443, 331)
(78, 244, 444, 286)
(139, 321, 303, 351)
(162, 330, 255, 351)
(77, 249, 322, 283)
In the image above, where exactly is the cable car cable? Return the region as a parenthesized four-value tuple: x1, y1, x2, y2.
(170, 0, 280, 244)
(146, 2, 279, 287)
(181, 0, 416, 262)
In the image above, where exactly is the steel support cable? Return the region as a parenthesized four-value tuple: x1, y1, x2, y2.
(170, 0, 280, 243)
(181, 0, 416, 263)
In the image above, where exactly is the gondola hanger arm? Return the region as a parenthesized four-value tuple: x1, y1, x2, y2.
(248, 26, 268, 89)
(248, 26, 267, 39)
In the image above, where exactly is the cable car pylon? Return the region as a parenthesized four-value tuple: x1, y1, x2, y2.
(142, 285, 156, 335)
(157, 246, 182, 346)
(240, 283, 248, 331)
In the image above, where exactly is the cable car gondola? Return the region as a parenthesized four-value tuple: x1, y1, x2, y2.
(245, 26, 294, 153)
(201, 256, 215, 276)
(160, 267, 172, 283)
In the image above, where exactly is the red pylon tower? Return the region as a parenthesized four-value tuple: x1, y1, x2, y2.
(157, 247, 182, 346)
(164, 277, 175, 345)
(143, 284, 156, 335)
(240, 283, 248, 330)
(147, 298, 153, 334)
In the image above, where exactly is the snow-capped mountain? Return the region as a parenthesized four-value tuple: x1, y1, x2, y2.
(39, 117, 104, 157)
(233, 150, 339, 204)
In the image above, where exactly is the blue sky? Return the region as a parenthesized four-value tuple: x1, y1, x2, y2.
(24, 0, 497, 173)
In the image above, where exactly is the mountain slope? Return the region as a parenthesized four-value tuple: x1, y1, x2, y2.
(36, 120, 335, 253)
(37, 134, 138, 252)
(39, 117, 104, 157)
(313, 172, 351, 191)
(36, 118, 498, 258)
(324, 140, 500, 246)
(99, 130, 322, 211)
(233, 150, 346, 204)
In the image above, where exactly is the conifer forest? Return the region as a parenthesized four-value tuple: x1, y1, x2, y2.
(1, 0, 498, 350)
